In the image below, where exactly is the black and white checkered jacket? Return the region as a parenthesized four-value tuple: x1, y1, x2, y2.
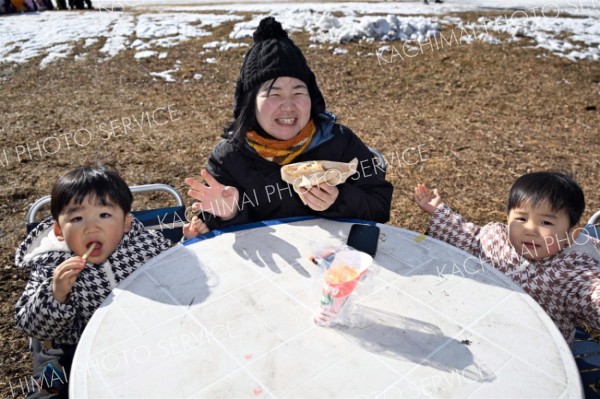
(14, 217, 172, 344)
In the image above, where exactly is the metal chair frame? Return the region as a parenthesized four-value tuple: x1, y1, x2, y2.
(26, 184, 186, 242)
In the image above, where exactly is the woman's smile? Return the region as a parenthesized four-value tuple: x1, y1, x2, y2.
(255, 77, 311, 141)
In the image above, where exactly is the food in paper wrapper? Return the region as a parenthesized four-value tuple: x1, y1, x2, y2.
(293, 161, 324, 177)
(281, 158, 359, 196)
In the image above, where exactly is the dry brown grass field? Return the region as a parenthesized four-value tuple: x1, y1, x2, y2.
(0, 9, 599, 398)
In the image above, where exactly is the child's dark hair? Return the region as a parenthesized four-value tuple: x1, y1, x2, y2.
(507, 172, 585, 227)
(50, 165, 133, 220)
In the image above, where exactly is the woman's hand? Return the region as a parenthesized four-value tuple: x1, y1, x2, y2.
(185, 170, 240, 221)
(300, 182, 339, 212)
(52, 257, 85, 304)
(414, 184, 443, 216)
(183, 216, 210, 240)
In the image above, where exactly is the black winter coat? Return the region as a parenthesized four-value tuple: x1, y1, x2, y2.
(204, 117, 393, 229)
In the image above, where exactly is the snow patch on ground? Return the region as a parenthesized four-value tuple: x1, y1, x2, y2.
(0, 1, 598, 67)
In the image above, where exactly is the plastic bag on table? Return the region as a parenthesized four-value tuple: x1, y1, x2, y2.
(309, 243, 378, 328)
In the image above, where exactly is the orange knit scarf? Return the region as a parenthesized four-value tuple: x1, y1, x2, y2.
(246, 120, 316, 165)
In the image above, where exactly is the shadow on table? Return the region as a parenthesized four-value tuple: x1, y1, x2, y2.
(373, 226, 520, 292)
(102, 245, 214, 307)
(231, 226, 310, 277)
(337, 306, 496, 383)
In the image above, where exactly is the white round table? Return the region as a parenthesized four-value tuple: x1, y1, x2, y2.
(70, 218, 582, 398)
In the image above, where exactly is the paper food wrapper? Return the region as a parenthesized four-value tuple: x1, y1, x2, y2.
(314, 250, 372, 327)
(281, 158, 359, 199)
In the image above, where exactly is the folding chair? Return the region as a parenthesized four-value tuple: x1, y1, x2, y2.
(368, 147, 387, 175)
(26, 184, 186, 242)
(584, 211, 600, 239)
(572, 328, 600, 398)
(570, 210, 600, 398)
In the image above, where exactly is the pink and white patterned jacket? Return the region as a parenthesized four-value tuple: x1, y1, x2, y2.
(429, 204, 600, 344)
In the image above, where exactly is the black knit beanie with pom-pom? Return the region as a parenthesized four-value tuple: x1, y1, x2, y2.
(233, 17, 326, 119)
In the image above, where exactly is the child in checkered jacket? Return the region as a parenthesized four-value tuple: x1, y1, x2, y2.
(14, 165, 178, 398)
(414, 171, 599, 344)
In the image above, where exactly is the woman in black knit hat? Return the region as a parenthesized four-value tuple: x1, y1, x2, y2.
(185, 17, 393, 229)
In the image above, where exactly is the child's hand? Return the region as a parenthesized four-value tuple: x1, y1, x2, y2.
(52, 256, 86, 304)
(414, 184, 444, 216)
(183, 216, 209, 239)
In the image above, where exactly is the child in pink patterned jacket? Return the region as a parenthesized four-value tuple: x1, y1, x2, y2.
(414, 171, 599, 344)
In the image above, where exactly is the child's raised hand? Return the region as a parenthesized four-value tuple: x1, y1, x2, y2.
(414, 184, 443, 216)
(52, 256, 86, 304)
(183, 216, 210, 240)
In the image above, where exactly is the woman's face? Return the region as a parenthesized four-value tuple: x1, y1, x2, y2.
(255, 76, 312, 140)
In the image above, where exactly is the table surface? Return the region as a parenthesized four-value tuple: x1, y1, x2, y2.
(70, 218, 582, 398)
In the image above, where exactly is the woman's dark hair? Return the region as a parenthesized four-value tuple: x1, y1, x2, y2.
(507, 172, 585, 227)
(50, 165, 133, 220)
(224, 77, 326, 146)
(224, 84, 262, 144)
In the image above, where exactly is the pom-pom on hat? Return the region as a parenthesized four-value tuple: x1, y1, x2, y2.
(233, 17, 326, 119)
